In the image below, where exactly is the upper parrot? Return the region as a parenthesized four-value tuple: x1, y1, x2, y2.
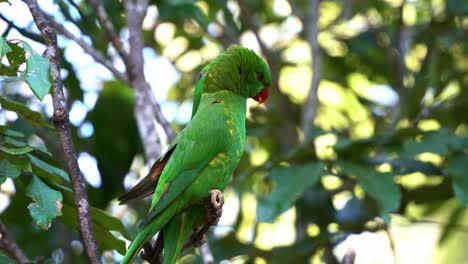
(118, 46, 271, 264)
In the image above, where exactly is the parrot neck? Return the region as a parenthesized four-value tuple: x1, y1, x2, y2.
(205, 90, 246, 117)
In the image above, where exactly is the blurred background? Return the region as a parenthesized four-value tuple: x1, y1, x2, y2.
(0, 0, 467, 263)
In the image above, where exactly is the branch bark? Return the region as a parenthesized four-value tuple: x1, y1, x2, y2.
(301, 0, 322, 141)
(87, 0, 130, 66)
(124, 0, 176, 162)
(22, 1, 102, 263)
(0, 222, 29, 264)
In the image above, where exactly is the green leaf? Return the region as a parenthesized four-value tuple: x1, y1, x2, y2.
(21, 41, 52, 101)
(60, 204, 127, 254)
(402, 129, 462, 158)
(339, 162, 401, 219)
(3, 128, 24, 138)
(90, 207, 132, 240)
(4, 136, 27, 147)
(257, 162, 324, 222)
(0, 36, 12, 59)
(0, 96, 52, 128)
(6, 42, 26, 70)
(0, 144, 33, 155)
(0, 159, 23, 184)
(26, 175, 63, 230)
(47, 181, 131, 250)
(444, 154, 468, 206)
(0, 252, 15, 264)
(27, 154, 70, 182)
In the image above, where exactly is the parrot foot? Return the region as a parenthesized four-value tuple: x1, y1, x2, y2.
(182, 189, 225, 250)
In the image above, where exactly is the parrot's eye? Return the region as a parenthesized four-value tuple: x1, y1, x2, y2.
(256, 73, 264, 82)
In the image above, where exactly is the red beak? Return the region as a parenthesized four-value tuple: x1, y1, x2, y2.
(253, 87, 269, 104)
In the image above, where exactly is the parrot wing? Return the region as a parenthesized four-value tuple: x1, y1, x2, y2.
(117, 145, 177, 204)
(140, 96, 229, 227)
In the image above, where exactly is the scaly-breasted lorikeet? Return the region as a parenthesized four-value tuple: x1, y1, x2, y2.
(118, 46, 271, 263)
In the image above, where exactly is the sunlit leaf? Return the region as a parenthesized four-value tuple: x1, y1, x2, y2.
(0, 36, 12, 58)
(0, 96, 52, 128)
(0, 144, 33, 155)
(26, 175, 63, 230)
(3, 128, 24, 138)
(257, 162, 324, 222)
(21, 41, 52, 101)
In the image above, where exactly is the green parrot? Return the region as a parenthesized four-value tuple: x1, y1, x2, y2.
(118, 46, 271, 263)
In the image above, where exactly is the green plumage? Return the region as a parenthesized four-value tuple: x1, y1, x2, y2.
(119, 46, 271, 264)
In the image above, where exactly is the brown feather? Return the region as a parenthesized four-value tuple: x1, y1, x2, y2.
(118, 145, 176, 204)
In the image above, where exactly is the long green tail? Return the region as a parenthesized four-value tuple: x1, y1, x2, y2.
(121, 205, 178, 264)
(162, 208, 203, 264)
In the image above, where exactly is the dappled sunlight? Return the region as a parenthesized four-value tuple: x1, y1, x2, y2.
(314, 133, 338, 160)
(278, 65, 311, 104)
(155, 22, 176, 45)
(176, 50, 203, 72)
(254, 207, 296, 250)
(237, 193, 257, 243)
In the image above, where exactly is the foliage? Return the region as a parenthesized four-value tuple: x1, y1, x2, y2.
(0, 0, 467, 263)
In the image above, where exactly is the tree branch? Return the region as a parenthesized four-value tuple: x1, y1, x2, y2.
(301, 0, 322, 141)
(124, 0, 176, 162)
(0, 13, 43, 43)
(21, 1, 102, 263)
(44, 14, 128, 83)
(0, 222, 29, 264)
(87, 0, 130, 65)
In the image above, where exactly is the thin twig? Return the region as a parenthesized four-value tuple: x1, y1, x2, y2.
(21, 1, 102, 263)
(44, 14, 128, 82)
(301, 0, 322, 140)
(0, 222, 29, 264)
(87, 0, 130, 65)
(0, 13, 43, 42)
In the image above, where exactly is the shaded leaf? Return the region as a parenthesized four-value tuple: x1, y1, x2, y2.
(339, 162, 401, 219)
(402, 129, 461, 157)
(0, 158, 23, 184)
(257, 162, 324, 222)
(0, 253, 15, 264)
(90, 207, 132, 240)
(22, 41, 52, 101)
(444, 154, 468, 206)
(27, 154, 69, 182)
(26, 175, 63, 230)
(6, 42, 26, 70)
(0, 96, 52, 128)
(60, 204, 127, 254)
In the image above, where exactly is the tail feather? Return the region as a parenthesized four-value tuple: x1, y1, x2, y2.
(121, 205, 178, 264)
(162, 210, 199, 264)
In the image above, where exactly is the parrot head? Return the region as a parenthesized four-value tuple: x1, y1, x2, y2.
(202, 45, 272, 103)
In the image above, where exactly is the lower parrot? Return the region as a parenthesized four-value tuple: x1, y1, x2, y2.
(118, 46, 271, 263)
